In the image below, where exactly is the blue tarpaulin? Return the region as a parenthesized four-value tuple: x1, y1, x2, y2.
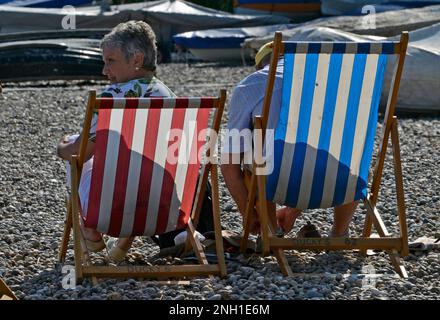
(0, 0, 92, 7)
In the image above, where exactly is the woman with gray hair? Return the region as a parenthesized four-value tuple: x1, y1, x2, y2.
(57, 20, 175, 262)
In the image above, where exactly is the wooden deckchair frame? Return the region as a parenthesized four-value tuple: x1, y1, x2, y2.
(59, 89, 227, 283)
(240, 31, 410, 278)
(0, 277, 17, 300)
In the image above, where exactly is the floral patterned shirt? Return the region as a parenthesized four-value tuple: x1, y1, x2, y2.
(89, 76, 175, 140)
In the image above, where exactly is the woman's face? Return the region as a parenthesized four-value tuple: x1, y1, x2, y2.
(102, 46, 137, 84)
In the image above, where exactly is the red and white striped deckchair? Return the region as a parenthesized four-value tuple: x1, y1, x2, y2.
(0, 277, 17, 300)
(59, 90, 227, 282)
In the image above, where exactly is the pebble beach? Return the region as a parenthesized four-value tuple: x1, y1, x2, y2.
(0, 62, 439, 300)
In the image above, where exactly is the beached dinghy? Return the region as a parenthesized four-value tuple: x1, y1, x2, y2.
(172, 24, 294, 62)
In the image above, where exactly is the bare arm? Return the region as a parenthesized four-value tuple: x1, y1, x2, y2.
(57, 134, 94, 162)
(220, 160, 248, 215)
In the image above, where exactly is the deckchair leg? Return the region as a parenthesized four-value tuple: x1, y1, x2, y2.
(70, 157, 83, 282)
(360, 215, 374, 256)
(391, 117, 409, 257)
(266, 205, 293, 276)
(256, 174, 293, 276)
(186, 219, 209, 266)
(272, 250, 293, 277)
(0, 278, 17, 300)
(184, 163, 211, 256)
(389, 251, 408, 278)
(365, 198, 407, 278)
(210, 164, 227, 277)
(185, 220, 218, 281)
(59, 196, 72, 263)
(256, 174, 270, 255)
(240, 171, 257, 253)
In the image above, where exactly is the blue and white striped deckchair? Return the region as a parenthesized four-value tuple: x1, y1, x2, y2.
(242, 32, 410, 277)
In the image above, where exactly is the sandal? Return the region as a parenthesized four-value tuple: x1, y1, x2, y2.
(106, 239, 128, 262)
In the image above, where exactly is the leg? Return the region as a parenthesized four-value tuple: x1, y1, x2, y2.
(80, 220, 103, 242)
(332, 201, 359, 236)
(115, 237, 135, 251)
(65, 139, 104, 248)
(276, 207, 302, 234)
(107, 237, 135, 262)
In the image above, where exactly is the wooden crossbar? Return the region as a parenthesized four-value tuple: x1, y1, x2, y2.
(270, 237, 403, 251)
(82, 264, 220, 279)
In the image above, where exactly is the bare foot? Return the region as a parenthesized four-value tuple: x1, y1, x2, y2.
(80, 222, 102, 242)
(276, 207, 302, 234)
(244, 209, 261, 235)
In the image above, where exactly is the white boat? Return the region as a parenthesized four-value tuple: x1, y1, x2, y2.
(244, 24, 440, 113)
(0, 0, 290, 60)
(173, 24, 295, 62)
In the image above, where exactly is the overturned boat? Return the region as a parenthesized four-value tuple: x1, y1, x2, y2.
(0, 35, 105, 82)
(172, 24, 295, 62)
(244, 24, 440, 113)
(0, 0, 290, 55)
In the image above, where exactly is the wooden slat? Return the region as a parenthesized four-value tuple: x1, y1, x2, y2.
(95, 97, 220, 109)
(58, 196, 72, 263)
(270, 237, 402, 251)
(389, 253, 408, 278)
(78, 90, 96, 171)
(361, 32, 408, 257)
(0, 278, 17, 300)
(240, 168, 257, 253)
(70, 156, 83, 281)
(261, 32, 282, 135)
(391, 117, 409, 257)
(365, 197, 390, 237)
(82, 265, 220, 278)
(240, 33, 281, 253)
(210, 164, 227, 277)
(370, 32, 409, 204)
(186, 219, 208, 265)
(266, 205, 294, 277)
(185, 89, 226, 254)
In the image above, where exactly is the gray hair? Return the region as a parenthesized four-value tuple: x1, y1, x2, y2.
(101, 20, 157, 71)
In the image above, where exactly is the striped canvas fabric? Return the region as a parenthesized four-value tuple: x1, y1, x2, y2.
(84, 98, 213, 237)
(266, 41, 394, 209)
